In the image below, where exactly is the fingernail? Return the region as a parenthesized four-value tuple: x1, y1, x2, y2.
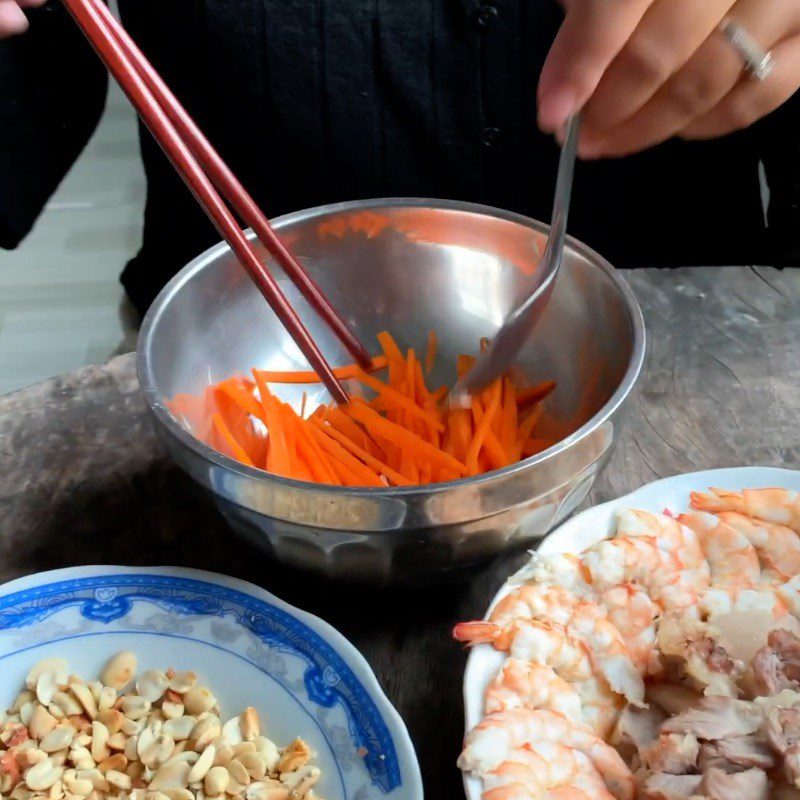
(538, 87, 576, 134)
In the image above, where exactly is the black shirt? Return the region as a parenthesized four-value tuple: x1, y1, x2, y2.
(2, 0, 799, 316)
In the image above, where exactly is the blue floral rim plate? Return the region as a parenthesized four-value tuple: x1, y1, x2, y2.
(0, 566, 422, 800)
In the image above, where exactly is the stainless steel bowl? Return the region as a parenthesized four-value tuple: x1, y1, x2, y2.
(138, 199, 645, 584)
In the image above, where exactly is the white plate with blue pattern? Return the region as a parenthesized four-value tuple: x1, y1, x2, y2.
(0, 566, 422, 800)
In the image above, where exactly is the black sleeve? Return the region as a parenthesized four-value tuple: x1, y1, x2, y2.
(0, 1, 108, 249)
(759, 88, 800, 267)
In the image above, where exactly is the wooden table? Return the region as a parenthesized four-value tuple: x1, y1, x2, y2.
(1, 267, 798, 798)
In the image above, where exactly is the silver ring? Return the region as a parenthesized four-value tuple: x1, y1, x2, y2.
(720, 19, 776, 81)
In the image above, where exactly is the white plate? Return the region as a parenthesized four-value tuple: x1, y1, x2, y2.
(0, 566, 422, 800)
(461, 466, 800, 800)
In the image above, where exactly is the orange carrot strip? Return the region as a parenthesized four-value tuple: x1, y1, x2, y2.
(212, 385, 266, 464)
(292, 417, 339, 484)
(252, 373, 292, 476)
(516, 380, 556, 408)
(214, 377, 265, 420)
(413, 357, 431, 405)
(377, 331, 405, 386)
(429, 386, 449, 405)
(326, 455, 362, 486)
(466, 382, 501, 475)
(310, 421, 411, 486)
(447, 408, 472, 465)
(522, 437, 552, 458)
(252, 356, 388, 385)
(425, 331, 438, 376)
(325, 407, 384, 458)
(307, 425, 384, 487)
(168, 393, 208, 434)
(353, 370, 444, 433)
(457, 354, 476, 378)
(211, 413, 255, 467)
(517, 402, 544, 443)
(470, 398, 509, 471)
(345, 401, 468, 475)
(500, 378, 518, 454)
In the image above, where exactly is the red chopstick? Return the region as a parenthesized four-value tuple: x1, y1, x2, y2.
(61, 0, 360, 405)
(86, 0, 371, 372)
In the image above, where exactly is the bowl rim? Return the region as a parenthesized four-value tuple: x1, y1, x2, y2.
(137, 197, 646, 498)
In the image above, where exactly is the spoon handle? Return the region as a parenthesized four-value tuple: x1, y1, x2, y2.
(453, 114, 581, 400)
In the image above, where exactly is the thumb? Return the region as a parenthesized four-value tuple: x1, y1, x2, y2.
(0, 0, 29, 37)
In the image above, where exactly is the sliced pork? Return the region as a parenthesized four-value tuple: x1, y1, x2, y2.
(661, 696, 764, 739)
(642, 772, 702, 800)
(698, 734, 776, 772)
(696, 767, 769, 800)
(751, 628, 800, 695)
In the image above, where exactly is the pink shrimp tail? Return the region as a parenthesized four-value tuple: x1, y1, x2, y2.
(452, 620, 498, 645)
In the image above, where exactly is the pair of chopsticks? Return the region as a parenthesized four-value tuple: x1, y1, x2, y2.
(61, 0, 371, 405)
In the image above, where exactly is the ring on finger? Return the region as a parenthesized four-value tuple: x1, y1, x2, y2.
(719, 18, 776, 80)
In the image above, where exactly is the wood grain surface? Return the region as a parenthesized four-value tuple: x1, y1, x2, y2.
(1, 267, 798, 798)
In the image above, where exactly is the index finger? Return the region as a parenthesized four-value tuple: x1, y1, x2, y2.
(538, 0, 656, 133)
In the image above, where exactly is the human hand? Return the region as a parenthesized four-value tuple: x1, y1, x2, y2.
(538, 0, 800, 158)
(0, 0, 47, 38)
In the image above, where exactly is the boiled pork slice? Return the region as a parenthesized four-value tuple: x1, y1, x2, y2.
(696, 767, 769, 800)
(662, 696, 764, 740)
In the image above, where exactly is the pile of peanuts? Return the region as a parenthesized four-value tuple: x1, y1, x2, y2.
(0, 652, 322, 800)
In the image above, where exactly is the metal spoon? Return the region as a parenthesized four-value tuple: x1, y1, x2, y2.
(453, 114, 581, 402)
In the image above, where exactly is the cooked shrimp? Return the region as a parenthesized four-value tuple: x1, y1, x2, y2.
(616, 509, 708, 572)
(678, 511, 761, 589)
(581, 534, 709, 610)
(778, 574, 800, 618)
(453, 618, 594, 682)
(459, 708, 635, 800)
(485, 659, 583, 721)
(565, 602, 644, 705)
(582, 534, 669, 589)
(710, 511, 800, 580)
(487, 584, 644, 703)
(484, 658, 620, 737)
(489, 584, 587, 628)
(457, 608, 643, 705)
(700, 584, 787, 620)
(481, 745, 614, 800)
(691, 487, 800, 535)
(519, 552, 591, 595)
(598, 583, 660, 674)
(572, 675, 625, 739)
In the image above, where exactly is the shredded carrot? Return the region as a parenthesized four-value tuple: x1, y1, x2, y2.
(215, 377, 265, 421)
(353, 369, 444, 433)
(309, 418, 411, 486)
(211, 413, 255, 467)
(307, 424, 384, 487)
(517, 402, 545, 444)
(346, 401, 468, 475)
(522, 437, 553, 458)
(253, 355, 388, 385)
(466, 382, 502, 475)
(173, 331, 556, 486)
(470, 400, 509, 471)
(516, 380, 556, 408)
